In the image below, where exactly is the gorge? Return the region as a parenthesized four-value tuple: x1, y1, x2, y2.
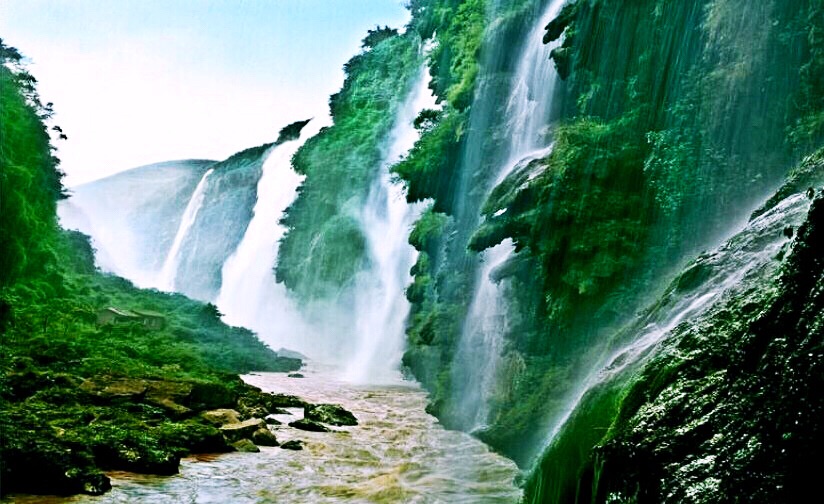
(2, 0, 823, 502)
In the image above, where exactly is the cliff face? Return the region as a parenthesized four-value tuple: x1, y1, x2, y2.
(390, 0, 824, 477)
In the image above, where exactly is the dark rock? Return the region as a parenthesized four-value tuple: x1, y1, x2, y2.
(231, 439, 260, 453)
(289, 418, 331, 432)
(280, 439, 304, 450)
(265, 416, 282, 425)
(288, 373, 305, 378)
(269, 393, 308, 408)
(251, 427, 279, 447)
(304, 403, 358, 426)
(220, 418, 268, 442)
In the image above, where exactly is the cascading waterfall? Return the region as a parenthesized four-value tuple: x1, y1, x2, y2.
(531, 190, 814, 466)
(344, 65, 438, 383)
(157, 168, 214, 291)
(215, 122, 327, 357)
(454, 0, 567, 430)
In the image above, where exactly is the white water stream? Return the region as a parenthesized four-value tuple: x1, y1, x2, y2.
(454, 0, 567, 430)
(157, 168, 215, 291)
(533, 191, 813, 459)
(215, 121, 328, 358)
(344, 65, 438, 383)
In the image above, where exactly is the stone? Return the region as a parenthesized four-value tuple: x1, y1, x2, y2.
(231, 439, 260, 453)
(289, 418, 331, 432)
(201, 409, 241, 426)
(304, 403, 358, 426)
(265, 416, 282, 425)
(220, 418, 268, 442)
(269, 393, 308, 408)
(280, 439, 303, 450)
(251, 427, 279, 447)
(79, 377, 147, 399)
(288, 373, 305, 378)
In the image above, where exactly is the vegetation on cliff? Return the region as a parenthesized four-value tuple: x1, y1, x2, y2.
(0, 40, 298, 496)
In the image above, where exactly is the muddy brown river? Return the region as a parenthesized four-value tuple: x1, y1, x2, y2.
(10, 364, 521, 503)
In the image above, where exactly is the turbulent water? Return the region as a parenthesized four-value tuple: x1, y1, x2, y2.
(452, 0, 566, 430)
(344, 65, 438, 383)
(15, 365, 521, 504)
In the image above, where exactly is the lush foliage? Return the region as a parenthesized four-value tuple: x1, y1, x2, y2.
(0, 41, 294, 496)
(276, 32, 421, 300)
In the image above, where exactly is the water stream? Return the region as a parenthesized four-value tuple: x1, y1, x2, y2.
(344, 65, 438, 383)
(453, 0, 566, 430)
(157, 168, 215, 292)
(16, 365, 521, 504)
(532, 191, 813, 461)
(215, 123, 326, 358)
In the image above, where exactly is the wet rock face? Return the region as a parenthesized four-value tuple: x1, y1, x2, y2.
(593, 196, 824, 503)
(304, 403, 358, 426)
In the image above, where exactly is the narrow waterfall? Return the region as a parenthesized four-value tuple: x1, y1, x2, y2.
(453, 0, 567, 431)
(344, 65, 439, 383)
(157, 168, 215, 291)
(215, 122, 326, 357)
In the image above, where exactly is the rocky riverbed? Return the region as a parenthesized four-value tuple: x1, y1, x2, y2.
(5, 364, 522, 503)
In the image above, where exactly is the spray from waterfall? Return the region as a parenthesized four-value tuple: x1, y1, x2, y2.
(454, 0, 567, 431)
(157, 168, 215, 291)
(343, 65, 439, 383)
(531, 191, 813, 464)
(215, 120, 328, 357)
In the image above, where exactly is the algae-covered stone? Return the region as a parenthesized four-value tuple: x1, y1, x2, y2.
(231, 439, 260, 453)
(280, 439, 304, 450)
(304, 403, 357, 426)
(220, 418, 267, 442)
(289, 418, 331, 432)
(252, 427, 279, 446)
(201, 409, 241, 426)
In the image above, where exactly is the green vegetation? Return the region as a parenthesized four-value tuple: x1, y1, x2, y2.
(0, 40, 297, 496)
(276, 30, 422, 300)
(395, 0, 824, 471)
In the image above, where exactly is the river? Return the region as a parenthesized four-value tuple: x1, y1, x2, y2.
(10, 364, 521, 504)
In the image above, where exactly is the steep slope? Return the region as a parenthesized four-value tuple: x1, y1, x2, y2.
(0, 40, 297, 497)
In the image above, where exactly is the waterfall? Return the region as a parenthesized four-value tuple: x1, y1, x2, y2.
(215, 121, 326, 357)
(157, 168, 214, 291)
(453, 0, 567, 431)
(344, 65, 438, 383)
(532, 191, 813, 465)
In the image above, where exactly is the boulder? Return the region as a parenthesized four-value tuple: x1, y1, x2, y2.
(265, 416, 282, 425)
(269, 393, 308, 408)
(251, 428, 279, 447)
(288, 373, 305, 378)
(79, 377, 147, 400)
(231, 439, 260, 453)
(289, 418, 330, 432)
(304, 403, 358, 426)
(144, 381, 193, 416)
(201, 409, 241, 426)
(280, 439, 303, 450)
(220, 418, 267, 442)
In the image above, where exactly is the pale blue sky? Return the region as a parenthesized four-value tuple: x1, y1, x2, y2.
(0, 1, 410, 185)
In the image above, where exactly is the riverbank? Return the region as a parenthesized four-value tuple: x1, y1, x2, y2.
(6, 364, 522, 503)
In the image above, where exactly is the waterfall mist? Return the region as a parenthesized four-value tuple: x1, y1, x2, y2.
(343, 65, 438, 383)
(215, 120, 329, 359)
(451, 0, 567, 431)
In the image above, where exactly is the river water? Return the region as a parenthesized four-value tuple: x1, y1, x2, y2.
(13, 364, 521, 504)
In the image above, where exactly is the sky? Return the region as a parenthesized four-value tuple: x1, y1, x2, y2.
(0, 0, 410, 186)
